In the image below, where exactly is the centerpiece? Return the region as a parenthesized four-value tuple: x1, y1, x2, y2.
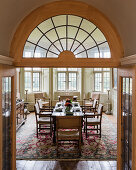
(65, 98, 73, 115)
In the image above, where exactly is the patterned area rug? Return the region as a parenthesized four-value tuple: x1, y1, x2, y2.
(16, 113, 117, 160)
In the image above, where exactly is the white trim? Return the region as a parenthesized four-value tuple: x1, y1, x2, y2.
(0, 55, 14, 65)
(121, 54, 136, 65)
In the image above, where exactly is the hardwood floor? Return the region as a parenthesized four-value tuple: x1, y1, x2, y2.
(16, 160, 117, 170)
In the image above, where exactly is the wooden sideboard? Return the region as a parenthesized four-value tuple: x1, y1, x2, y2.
(16, 100, 26, 130)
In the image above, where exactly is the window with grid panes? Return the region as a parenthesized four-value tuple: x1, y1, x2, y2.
(94, 68, 110, 92)
(24, 68, 41, 92)
(23, 15, 111, 59)
(57, 68, 78, 91)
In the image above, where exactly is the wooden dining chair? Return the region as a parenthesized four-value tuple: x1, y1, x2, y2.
(37, 99, 54, 113)
(56, 116, 82, 157)
(83, 92, 100, 107)
(34, 103, 53, 138)
(82, 99, 97, 114)
(84, 104, 103, 138)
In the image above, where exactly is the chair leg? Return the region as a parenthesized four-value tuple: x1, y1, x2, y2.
(56, 140, 59, 157)
(86, 123, 87, 138)
(100, 124, 101, 138)
(84, 121, 85, 133)
(50, 123, 52, 137)
(36, 124, 38, 138)
(39, 124, 41, 132)
(97, 125, 98, 133)
(79, 140, 81, 157)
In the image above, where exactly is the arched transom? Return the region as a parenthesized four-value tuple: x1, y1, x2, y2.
(23, 15, 111, 59)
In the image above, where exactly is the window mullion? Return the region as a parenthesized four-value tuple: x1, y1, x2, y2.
(102, 71, 104, 92)
(66, 72, 69, 91)
(32, 71, 33, 92)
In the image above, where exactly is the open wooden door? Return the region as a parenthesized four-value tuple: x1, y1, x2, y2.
(0, 64, 16, 170)
(117, 66, 136, 170)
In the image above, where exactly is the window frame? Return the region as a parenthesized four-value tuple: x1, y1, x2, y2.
(24, 68, 42, 93)
(93, 68, 111, 93)
(57, 68, 78, 91)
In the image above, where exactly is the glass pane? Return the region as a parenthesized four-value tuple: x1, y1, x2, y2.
(103, 72, 110, 92)
(122, 77, 132, 170)
(81, 19, 96, 33)
(25, 72, 31, 92)
(99, 42, 111, 58)
(33, 68, 41, 71)
(71, 41, 80, 52)
(57, 68, 67, 71)
(46, 29, 58, 42)
(2, 77, 11, 112)
(52, 15, 66, 27)
(94, 68, 102, 71)
(103, 68, 110, 71)
(74, 45, 85, 55)
(47, 51, 58, 58)
(68, 15, 82, 27)
(38, 36, 52, 49)
(92, 28, 106, 44)
(67, 39, 74, 51)
(68, 68, 78, 71)
(2, 77, 12, 170)
(58, 73, 66, 91)
(67, 26, 78, 38)
(34, 46, 47, 58)
(54, 40, 63, 52)
(56, 26, 66, 38)
(94, 73, 102, 91)
(69, 73, 77, 90)
(126, 78, 129, 113)
(38, 18, 53, 33)
(33, 72, 40, 91)
(87, 47, 99, 58)
(75, 51, 87, 58)
(23, 42, 35, 58)
(76, 29, 88, 42)
(24, 68, 32, 71)
(28, 28, 42, 44)
(83, 36, 96, 49)
(60, 39, 66, 51)
(49, 45, 60, 55)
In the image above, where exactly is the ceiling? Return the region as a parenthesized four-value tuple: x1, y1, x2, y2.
(0, 0, 136, 57)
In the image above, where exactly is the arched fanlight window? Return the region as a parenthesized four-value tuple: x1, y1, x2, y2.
(23, 15, 111, 58)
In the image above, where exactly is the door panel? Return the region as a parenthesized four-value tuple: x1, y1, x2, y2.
(122, 77, 132, 170)
(2, 77, 12, 170)
(0, 64, 16, 170)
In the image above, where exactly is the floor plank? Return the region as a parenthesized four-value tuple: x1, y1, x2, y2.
(99, 161, 112, 170)
(22, 160, 36, 170)
(16, 160, 117, 170)
(33, 161, 48, 170)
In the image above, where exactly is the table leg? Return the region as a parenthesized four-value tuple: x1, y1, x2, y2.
(81, 117, 83, 143)
(53, 117, 56, 143)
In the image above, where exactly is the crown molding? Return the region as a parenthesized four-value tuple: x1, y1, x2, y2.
(121, 54, 136, 65)
(0, 55, 14, 65)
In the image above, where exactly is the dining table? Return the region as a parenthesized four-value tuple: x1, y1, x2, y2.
(52, 102, 84, 143)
